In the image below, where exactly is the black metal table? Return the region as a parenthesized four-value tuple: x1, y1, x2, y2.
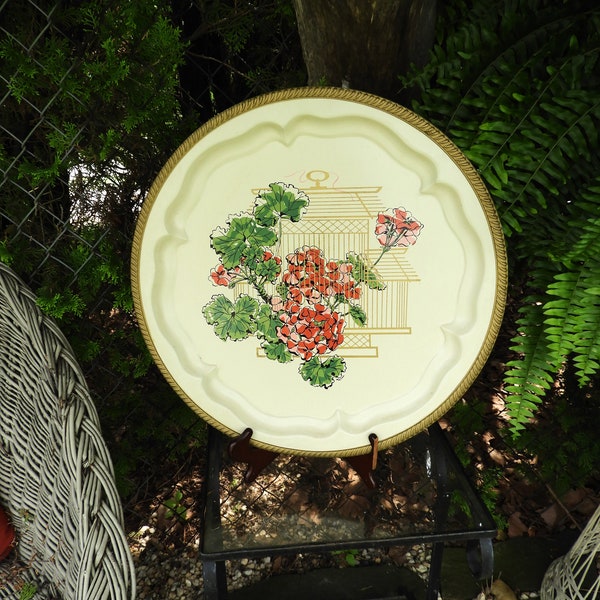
(200, 423, 495, 599)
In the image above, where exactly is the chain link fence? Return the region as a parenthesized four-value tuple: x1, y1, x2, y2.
(0, 0, 305, 536)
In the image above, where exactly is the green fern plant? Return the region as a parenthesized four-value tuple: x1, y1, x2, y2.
(404, 0, 600, 434)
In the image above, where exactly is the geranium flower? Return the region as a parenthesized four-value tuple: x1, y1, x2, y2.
(210, 264, 241, 286)
(205, 181, 375, 388)
(270, 295, 285, 311)
(282, 249, 360, 305)
(277, 302, 345, 361)
(288, 287, 304, 304)
(375, 208, 423, 248)
(262, 250, 281, 265)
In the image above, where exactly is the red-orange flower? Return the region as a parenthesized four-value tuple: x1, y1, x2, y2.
(375, 208, 423, 247)
(210, 264, 241, 286)
(276, 302, 345, 361)
(282, 247, 360, 304)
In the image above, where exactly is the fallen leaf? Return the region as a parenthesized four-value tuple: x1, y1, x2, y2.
(283, 489, 310, 512)
(507, 512, 529, 537)
(490, 578, 517, 600)
(297, 505, 322, 526)
(539, 503, 565, 530)
(489, 448, 506, 467)
(380, 498, 394, 511)
(575, 498, 598, 517)
(562, 488, 589, 509)
(393, 494, 408, 509)
(271, 556, 283, 574)
(387, 546, 409, 567)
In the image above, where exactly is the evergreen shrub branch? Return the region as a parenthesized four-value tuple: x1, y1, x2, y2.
(0, 0, 303, 500)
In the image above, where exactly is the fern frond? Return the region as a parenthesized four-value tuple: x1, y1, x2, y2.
(410, 4, 600, 224)
(406, 1, 597, 129)
(447, 14, 579, 143)
(544, 272, 584, 363)
(498, 87, 600, 228)
(564, 184, 600, 260)
(559, 215, 600, 384)
(408, 0, 600, 435)
(505, 303, 555, 434)
(570, 288, 600, 386)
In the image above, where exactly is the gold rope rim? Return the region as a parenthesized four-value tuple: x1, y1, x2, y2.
(131, 86, 508, 458)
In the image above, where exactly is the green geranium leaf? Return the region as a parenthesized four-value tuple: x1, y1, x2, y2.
(256, 304, 280, 342)
(211, 216, 277, 269)
(349, 303, 367, 327)
(210, 222, 246, 269)
(203, 294, 258, 341)
(254, 256, 281, 281)
(254, 182, 309, 226)
(276, 283, 288, 299)
(262, 340, 293, 363)
(346, 252, 386, 290)
(203, 295, 232, 326)
(242, 244, 264, 263)
(299, 355, 346, 388)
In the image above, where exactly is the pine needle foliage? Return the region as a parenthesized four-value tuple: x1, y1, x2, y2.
(403, 0, 600, 435)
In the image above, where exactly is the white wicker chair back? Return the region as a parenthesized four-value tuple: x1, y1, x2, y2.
(0, 262, 135, 599)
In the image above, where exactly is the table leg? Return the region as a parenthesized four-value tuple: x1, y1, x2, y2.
(203, 559, 228, 599)
(426, 541, 444, 599)
(467, 537, 494, 581)
(202, 427, 228, 598)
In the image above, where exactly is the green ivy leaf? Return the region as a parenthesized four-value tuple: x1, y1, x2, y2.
(0, 241, 14, 265)
(211, 216, 277, 269)
(345, 552, 360, 567)
(346, 252, 386, 291)
(299, 355, 346, 388)
(262, 340, 294, 363)
(203, 294, 258, 341)
(17, 582, 37, 600)
(254, 182, 309, 226)
(163, 490, 187, 521)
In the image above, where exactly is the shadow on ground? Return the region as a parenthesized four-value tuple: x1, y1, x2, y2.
(229, 534, 578, 600)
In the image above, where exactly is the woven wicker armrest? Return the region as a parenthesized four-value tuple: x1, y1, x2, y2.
(541, 503, 600, 600)
(0, 263, 135, 599)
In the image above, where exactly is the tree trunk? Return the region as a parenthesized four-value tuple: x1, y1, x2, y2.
(292, 0, 436, 100)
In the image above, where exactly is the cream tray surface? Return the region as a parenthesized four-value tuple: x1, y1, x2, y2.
(131, 88, 507, 457)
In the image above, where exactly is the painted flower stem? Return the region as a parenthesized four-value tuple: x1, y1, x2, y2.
(372, 230, 407, 267)
(246, 270, 271, 304)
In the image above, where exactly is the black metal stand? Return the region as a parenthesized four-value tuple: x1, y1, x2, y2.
(228, 427, 380, 489)
(200, 423, 495, 599)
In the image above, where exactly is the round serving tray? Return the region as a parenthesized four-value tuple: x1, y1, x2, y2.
(131, 87, 507, 457)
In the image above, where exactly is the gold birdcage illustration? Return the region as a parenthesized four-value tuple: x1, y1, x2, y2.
(252, 170, 420, 358)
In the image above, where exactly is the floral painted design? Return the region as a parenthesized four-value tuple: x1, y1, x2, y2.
(373, 208, 424, 266)
(203, 183, 423, 388)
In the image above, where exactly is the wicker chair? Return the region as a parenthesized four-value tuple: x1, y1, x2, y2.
(541, 503, 600, 599)
(0, 262, 135, 599)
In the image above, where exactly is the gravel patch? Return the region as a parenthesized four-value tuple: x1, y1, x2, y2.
(132, 540, 429, 599)
(131, 538, 540, 599)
